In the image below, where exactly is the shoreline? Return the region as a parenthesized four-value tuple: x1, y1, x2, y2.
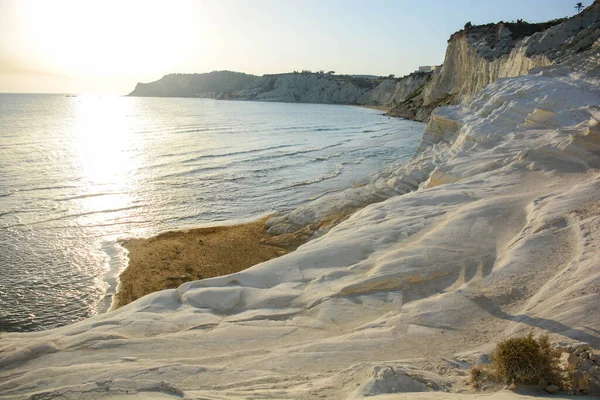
(352, 104, 392, 112)
(113, 215, 300, 308)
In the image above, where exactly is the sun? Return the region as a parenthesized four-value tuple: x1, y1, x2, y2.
(15, 0, 189, 81)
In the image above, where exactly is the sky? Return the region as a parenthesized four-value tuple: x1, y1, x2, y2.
(0, 0, 585, 94)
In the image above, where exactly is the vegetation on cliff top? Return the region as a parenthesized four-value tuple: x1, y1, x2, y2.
(453, 17, 569, 44)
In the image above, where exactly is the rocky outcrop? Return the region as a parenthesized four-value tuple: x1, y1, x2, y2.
(359, 72, 431, 106)
(556, 342, 600, 395)
(386, 91, 455, 122)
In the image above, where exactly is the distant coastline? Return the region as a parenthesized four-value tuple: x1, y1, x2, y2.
(128, 70, 434, 121)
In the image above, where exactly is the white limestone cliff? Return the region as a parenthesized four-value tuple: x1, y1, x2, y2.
(359, 73, 431, 106)
(422, 32, 550, 105)
(387, 1, 600, 123)
(237, 73, 373, 104)
(423, 1, 600, 106)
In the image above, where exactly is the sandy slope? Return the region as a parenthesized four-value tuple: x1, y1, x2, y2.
(116, 216, 291, 308)
(1, 69, 600, 399)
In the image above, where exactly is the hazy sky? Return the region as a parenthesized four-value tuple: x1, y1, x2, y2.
(0, 0, 583, 94)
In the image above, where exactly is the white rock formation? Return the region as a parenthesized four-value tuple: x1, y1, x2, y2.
(238, 73, 371, 104)
(2, 67, 600, 399)
(358, 73, 430, 106)
(237, 72, 431, 106)
(422, 30, 550, 105)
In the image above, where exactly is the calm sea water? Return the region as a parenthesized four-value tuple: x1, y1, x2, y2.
(0, 93, 424, 332)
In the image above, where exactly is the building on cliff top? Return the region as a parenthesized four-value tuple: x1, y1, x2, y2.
(418, 65, 438, 73)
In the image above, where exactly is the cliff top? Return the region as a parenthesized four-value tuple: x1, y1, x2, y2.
(449, 19, 568, 61)
(451, 19, 568, 43)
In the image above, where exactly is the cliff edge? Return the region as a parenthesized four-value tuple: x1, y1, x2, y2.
(390, 1, 600, 121)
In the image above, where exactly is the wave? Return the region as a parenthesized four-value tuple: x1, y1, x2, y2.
(164, 139, 409, 181)
(314, 127, 341, 132)
(314, 152, 343, 161)
(270, 125, 323, 132)
(15, 185, 80, 193)
(275, 141, 349, 158)
(178, 126, 231, 134)
(290, 162, 347, 188)
(348, 140, 393, 155)
(306, 186, 347, 201)
(154, 147, 226, 159)
(165, 141, 355, 178)
(369, 131, 395, 139)
(181, 144, 297, 164)
(249, 162, 302, 175)
(193, 175, 243, 183)
(6, 205, 143, 228)
(56, 192, 128, 202)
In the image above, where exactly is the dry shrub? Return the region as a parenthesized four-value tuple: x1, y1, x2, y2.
(492, 332, 564, 387)
(471, 332, 565, 389)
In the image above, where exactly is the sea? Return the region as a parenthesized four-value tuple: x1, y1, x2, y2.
(0, 93, 424, 332)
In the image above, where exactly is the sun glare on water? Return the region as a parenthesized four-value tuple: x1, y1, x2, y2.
(72, 96, 135, 181)
(70, 95, 139, 228)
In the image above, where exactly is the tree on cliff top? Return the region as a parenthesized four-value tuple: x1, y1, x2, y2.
(575, 2, 584, 12)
